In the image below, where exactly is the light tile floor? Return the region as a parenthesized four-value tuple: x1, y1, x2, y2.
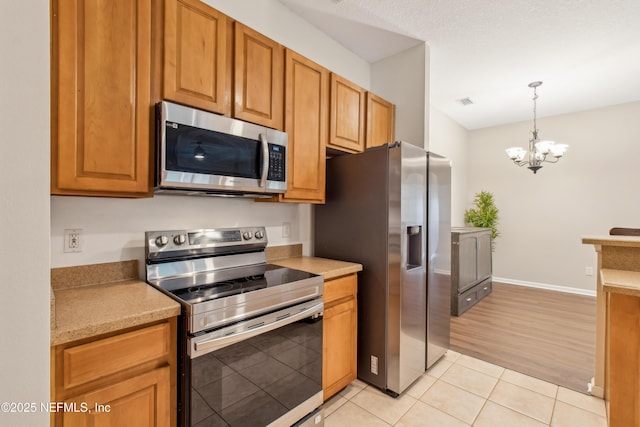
(323, 350, 608, 427)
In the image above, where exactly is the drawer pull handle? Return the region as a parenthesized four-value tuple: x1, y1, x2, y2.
(466, 297, 472, 302)
(483, 287, 488, 290)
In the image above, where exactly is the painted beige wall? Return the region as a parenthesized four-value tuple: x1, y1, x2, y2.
(0, 1, 50, 424)
(429, 107, 469, 228)
(468, 101, 640, 292)
(371, 44, 428, 149)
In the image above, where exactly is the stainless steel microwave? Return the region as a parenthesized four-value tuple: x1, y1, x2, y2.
(155, 101, 287, 196)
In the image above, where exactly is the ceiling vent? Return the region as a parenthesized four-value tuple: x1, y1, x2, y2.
(457, 97, 473, 106)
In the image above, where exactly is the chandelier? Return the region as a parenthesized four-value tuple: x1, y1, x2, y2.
(505, 81, 568, 174)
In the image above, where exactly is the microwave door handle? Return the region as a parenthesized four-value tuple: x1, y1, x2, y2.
(259, 133, 269, 188)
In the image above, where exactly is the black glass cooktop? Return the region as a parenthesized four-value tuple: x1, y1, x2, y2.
(168, 264, 319, 305)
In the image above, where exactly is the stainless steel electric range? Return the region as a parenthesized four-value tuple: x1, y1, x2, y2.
(145, 227, 324, 427)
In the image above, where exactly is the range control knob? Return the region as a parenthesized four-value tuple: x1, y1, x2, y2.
(255, 230, 265, 239)
(242, 231, 253, 240)
(173, 234, 186, 245)
(155, 235, 169, 247)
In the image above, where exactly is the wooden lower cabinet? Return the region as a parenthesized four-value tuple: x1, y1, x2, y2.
(607, 291, 640, 426)
(61, 367, 170, 427)
(51, 319, 176, 427)
(323, 274, 358, 400)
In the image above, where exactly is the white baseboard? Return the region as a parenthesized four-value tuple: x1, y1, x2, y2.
(493, 276, 597, 297)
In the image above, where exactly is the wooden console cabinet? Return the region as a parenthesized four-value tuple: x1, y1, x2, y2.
(51, 319, 176, 427)
(451, 227, 492, 315)
(323, 273, 358, 400)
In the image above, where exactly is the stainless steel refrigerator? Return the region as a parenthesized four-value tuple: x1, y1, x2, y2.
(314, 142, 451, 396)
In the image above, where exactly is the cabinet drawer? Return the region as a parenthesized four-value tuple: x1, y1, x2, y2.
(458, 288, 478, 314)
(62, 323, 170, 390)
(324, 274, 358, 305)
(476, 279, 492, 300)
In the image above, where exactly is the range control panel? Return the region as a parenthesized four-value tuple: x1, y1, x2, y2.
(145, 226, 267, 261)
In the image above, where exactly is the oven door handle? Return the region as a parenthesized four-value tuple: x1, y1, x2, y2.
(259, 133, 269, 188)
(192, 301, 323, 357)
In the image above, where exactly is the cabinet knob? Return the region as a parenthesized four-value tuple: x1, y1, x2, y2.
(466, 297, 472, 302)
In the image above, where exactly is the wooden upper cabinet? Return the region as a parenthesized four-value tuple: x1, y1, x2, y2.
(328, 73, 366, 153)
(234, 23, 284, 130)
(366, 92, 395, 149)
(52, 0, 152, 197)
(279, 50, 328, 203)
(163, 0, 231, 115)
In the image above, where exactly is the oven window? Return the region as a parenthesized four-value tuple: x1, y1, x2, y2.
(165, 123, 261, 179)
(189, 318, 322, 426)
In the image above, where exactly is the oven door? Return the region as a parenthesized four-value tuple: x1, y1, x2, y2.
(157, 101, 287, 195)
(184, 299, 324, 427)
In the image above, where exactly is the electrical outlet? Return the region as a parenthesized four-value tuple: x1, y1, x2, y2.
(64, 229, 83, 253)
(371, 355, 378, 375)
(282, 222, 291, 238)
(585, 267, 593, 276)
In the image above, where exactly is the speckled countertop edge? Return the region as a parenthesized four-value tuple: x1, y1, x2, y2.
(270, 256, 362, 280)
(50, 261, 180, 346)
(582, 235, 640, 247)
(601, 269, 640, 297)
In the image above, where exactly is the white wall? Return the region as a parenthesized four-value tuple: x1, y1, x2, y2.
(51, 196, 310, 277)
(0, 1, 50, 425)
(468, 101, 640, 293)
(51, 0, 371, 273)
(429, 107, 470, 227)
(371, 44, 428, 148)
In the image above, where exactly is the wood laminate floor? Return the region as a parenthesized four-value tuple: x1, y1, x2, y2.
(450, 282, 596, 394)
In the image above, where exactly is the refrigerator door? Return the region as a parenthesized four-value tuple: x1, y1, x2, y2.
(314, 145, 390, 391)
(387, 142, 427, 394)
(426, 152, 452, 369)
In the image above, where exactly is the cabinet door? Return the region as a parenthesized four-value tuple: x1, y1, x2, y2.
(163, 0, 230, 115)
(62, 366, 170, 427)
(323, 297, 357, 400)
(328, 73, 365, 153)
(476, 232, 493, 281)
(365, 92, 395, 149)
(458, 236, 478, 292)
(234, 23, 284, 130)
(279, 50, 328, 203)
(52, 0, 152, 196)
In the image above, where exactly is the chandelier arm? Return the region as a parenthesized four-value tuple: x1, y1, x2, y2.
(507, 81, 566, 174)
(542, 157, 560, 164)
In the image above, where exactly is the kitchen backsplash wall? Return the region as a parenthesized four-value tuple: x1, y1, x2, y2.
(51, 195, 311, 279)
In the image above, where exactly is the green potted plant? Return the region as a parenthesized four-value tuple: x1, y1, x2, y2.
(464, 191, 500, 248)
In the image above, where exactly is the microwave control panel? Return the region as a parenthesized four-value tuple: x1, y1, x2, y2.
(267, 144, 286, 182)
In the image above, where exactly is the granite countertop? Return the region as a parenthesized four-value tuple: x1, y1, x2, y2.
(601, 269, 640, 297)
(51, 260, 180, 346)
(582, 235, 640, 247)
(270, 256, 362, 280)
